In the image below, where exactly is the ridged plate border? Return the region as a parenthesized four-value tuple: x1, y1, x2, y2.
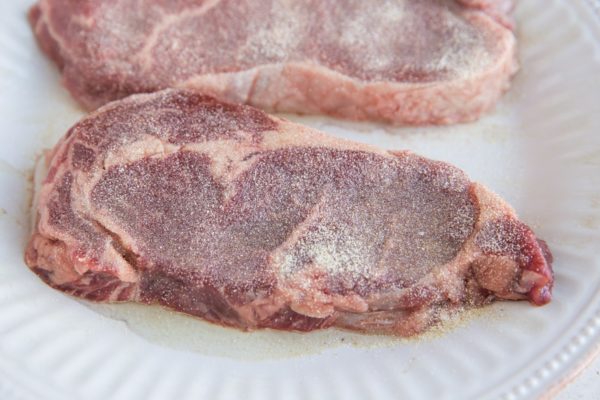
(496, 2, 600, 398)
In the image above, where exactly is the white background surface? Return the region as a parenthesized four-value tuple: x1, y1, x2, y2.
(1, 1, 600, 399)
(558, 360, 600, 400)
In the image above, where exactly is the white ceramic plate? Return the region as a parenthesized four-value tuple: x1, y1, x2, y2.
(1, 1, 600, 399)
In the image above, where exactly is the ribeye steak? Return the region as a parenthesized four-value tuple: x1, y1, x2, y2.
(29, 0, 517, 125)
(25, 89, 553, 336)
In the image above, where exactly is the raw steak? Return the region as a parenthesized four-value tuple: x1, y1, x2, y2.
(25, 89, 553, 336)
(29, 0, 517, 125)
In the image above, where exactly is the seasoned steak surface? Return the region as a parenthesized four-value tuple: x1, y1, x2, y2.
(26, 90, 553, 336)
(29, 0, 517, 124)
